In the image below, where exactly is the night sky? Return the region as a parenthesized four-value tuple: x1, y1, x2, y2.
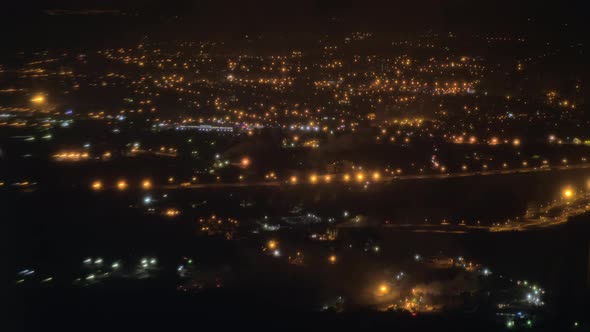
(1, 0, 586, 52)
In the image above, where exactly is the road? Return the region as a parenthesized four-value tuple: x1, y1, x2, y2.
(162, 163, 590, 190)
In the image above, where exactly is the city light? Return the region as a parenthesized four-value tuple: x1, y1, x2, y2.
(329, 255, 337, 264)
(91, 180, 103, 191)
(563, 187, 574, 199)
(116, 180, 128, 191)
(309, 174, 318, 184)
(142, 179, 152, 190)
(356, 172, 365, 182)
(378, 283, 389, 295)
(164, 208, 180, 217)
(30, 95, 45, 104)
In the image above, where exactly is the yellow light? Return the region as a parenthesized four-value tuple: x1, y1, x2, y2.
(165, 208, 180, 217)
(117, 180, 128, 191)
(329, 255, 337, 264)
(356, 173, 365, 182)
(324, 175, 332, 183)
(290, 176, 298, 184)
(343, 174, 351, 182)
(30, 95, 45, 104)
(241, 157, 250, 167)
(563, 188, 574, 199)
(310, 174, 318, 184)
(378, 283, 389, 295)
(142, 179, 152, 190)
(91, 180, 103, 191)
(513, 138, 521, 146)
(372, 172, 381, 181)
(267, 240, 277, 250)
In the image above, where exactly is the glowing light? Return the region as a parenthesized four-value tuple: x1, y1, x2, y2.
(343, 174, 351, 182)
(310, 174, 318, 184)
(30, 95, 45, 104)
(513, 138, 521, 146)
(241, 157, 250, 167)
(142, 179, 152, 190)
(324, 175, 332, 183)
(378, 283, 389, 295)
(267, 240, 278, 250)
(563, 188, 574, 199)
(164, 208, 180, 217)
(290, 176, 298, 184)
(356, 172, 365, 182)
(329, 255, 337, 264)
(91, 180, 103, 191)
(116, 180, 128, 191)
(372, 172, 381, 181)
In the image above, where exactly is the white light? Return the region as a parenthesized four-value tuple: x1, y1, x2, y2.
(273, 250, 281, 257)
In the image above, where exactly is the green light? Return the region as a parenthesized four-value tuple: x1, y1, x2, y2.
(526, 320, 532, 327)
(507, 320, 515, 328)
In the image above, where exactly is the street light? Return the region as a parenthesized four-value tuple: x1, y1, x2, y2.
(91, 180, 103, 191)
(563, 187, 574, 199)
(117, 180, 128, 191)
(142, 179, 152, 190)
(30, 94, 45, 104)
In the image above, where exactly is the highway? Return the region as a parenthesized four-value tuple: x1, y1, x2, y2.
(161, 163, 590, 190)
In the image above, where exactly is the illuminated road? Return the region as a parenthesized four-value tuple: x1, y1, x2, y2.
(161, 163, 590, 190)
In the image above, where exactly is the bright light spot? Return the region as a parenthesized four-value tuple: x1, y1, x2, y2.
(377, 283, 390, 295)
(267, 240, 278, 250)
(241, 157, 250, 167)
(91, 180, 103, 191)
(142, 179, 152, 190)
(563, 188, 574, 199)
(310, 174, 318, 184)
(513, 138, 521, 146)
(30, 95, 45, 104)
(117, 180, 128, 191)
(356, 172, 365, 182)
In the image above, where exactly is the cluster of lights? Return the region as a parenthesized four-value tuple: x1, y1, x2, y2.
(91, 179, 153, 191)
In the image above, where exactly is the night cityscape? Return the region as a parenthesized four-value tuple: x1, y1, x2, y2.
(6, 1, 589, 331)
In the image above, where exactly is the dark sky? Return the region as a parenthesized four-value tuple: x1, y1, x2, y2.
(1, 0, 586, 52)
